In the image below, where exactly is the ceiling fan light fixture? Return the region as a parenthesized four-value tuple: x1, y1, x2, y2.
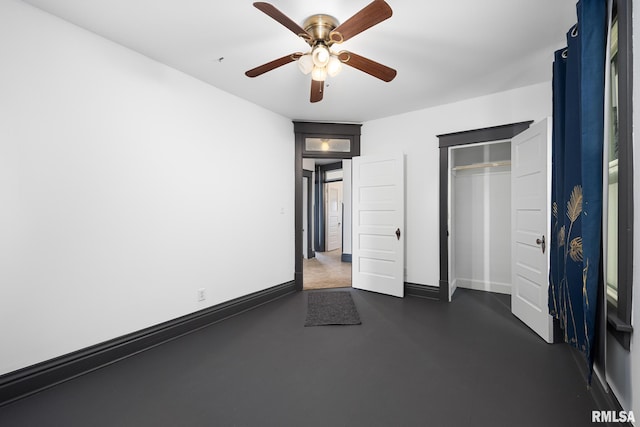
(247, 1, 396, 102)
(311, 66, 327, 82)
(311, 45, 330, 67)
(327, 55, 342, 77)
(297, 54, 313, 75)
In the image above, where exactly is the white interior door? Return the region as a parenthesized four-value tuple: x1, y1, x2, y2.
(511, 118, 553, 343)
(352, 153, 405, 298)
(325, 181, 342, 252)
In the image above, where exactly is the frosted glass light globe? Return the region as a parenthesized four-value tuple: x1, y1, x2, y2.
(311, 66, 327, 82)
(297, 54, 313, 75)
(312, 45, 330, 67)
(327, 56, 342, 77)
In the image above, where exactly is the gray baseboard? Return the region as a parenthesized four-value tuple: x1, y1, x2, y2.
(341, 253, 352, 263)
(438, 280, 449, 301)
(405, 283, 441, 300)
(0, 281, 296, 407)
(572, 350, 633, 427)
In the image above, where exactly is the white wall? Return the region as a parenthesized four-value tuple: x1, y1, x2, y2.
(453, 168, 512, 294)
(302, 159, 317, 171)
(0, 0, 294, 375)
(361, 82, 552, 286)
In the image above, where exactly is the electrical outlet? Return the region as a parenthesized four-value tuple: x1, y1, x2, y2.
(197, 288, 206, 302)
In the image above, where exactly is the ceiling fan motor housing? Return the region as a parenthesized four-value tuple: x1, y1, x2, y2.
(302, 14, 339, 44)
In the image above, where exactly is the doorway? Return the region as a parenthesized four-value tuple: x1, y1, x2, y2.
(325, 180, 343, 253)
(302, 159, 352, 290)
(294, 121, 362, 291)
(439, 119, 556, 344)
(438, 121, 533, 301)
(449, 140, 513, 297)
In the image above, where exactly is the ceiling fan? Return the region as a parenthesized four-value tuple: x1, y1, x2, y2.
(245, 1, 397, 103)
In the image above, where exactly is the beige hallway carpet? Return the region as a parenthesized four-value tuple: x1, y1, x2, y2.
(303, 249, 352, 290)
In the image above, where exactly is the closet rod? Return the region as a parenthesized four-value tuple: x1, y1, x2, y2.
(452, 160, 511, 171)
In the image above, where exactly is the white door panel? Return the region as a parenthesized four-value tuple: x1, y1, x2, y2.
(352, 154, 404, 298)
(325, 182, 342, 252)
(511, 118, 553, 343)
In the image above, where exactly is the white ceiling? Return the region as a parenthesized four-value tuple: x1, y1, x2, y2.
(22, 0, 578, 123)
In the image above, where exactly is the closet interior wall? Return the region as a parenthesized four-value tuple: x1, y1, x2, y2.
(451, 141, 513, 295)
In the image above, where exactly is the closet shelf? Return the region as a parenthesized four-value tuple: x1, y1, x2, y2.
(452, 160, 511, 171)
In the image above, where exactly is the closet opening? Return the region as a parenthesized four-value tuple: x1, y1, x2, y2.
(449, 140, 512, 298)
(437, 121, 533, 302)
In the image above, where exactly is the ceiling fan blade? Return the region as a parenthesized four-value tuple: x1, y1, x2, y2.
(245, 53, 302, 77)
(329, 0, 392, 44)
(253, 2, 312, 42)
(310, 80, 324, 103)
(338, 51, 396, 82)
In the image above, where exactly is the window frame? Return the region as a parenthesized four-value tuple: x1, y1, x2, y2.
(607, 0, 633, 350)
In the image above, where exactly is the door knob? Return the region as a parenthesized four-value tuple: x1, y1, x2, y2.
(536, 235, 546, 254)
(395, 228, 401, 240)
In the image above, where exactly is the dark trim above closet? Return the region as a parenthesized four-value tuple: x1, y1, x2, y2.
(294, 121, 361, 291)
(437, 121, 533, 302)
(437, 121, 533, 148)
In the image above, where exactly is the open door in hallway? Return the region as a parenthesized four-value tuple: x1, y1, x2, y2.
(352, 153, 405, 298)
(511, 118, 554, 343)
(325, 181, 343, 252)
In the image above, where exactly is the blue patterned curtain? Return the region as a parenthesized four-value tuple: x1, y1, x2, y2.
(549, 0, 607, 378)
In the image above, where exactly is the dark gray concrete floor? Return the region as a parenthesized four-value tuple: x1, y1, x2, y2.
(0, 288, 597, 427)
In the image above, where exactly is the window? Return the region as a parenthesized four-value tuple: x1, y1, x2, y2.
(606, 0, 633, 350)
(606, 15, 620, 307)
(304, 138, 351, 153)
